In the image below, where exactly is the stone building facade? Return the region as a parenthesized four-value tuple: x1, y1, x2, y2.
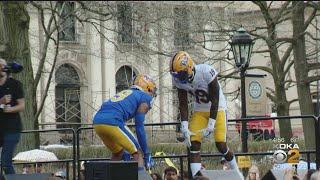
(26, 2, 319, 142)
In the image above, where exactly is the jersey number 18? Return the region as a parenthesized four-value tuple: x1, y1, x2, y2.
(189, 89, 209, 104)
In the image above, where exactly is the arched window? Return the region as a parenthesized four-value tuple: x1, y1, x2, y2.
(55, 64, 81, 136)
(115, 65, 136, 93)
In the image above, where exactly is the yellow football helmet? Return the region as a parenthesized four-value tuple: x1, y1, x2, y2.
(133, 74, 157, 97)
(170, 51, 195, 83)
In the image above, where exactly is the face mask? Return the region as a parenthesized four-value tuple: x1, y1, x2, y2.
(171, 71, 189, 84)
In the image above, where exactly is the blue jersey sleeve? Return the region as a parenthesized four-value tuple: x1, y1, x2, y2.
(140, 93, 153, 109)
(135, 112, 149, 155)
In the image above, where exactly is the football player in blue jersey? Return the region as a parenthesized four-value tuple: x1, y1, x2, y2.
(93, 74, 157, 171)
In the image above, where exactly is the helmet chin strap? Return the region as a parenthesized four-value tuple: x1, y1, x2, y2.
(131, 85, 144, 91)
(187, 67, 195, 83)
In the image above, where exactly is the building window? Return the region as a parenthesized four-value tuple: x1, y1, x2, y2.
(58, 2, 76, 42)
(117, 3, 133, 44)
(115, 65, 136, 93)
(174, 7, 191, 47)
(55, 64, 81, 133)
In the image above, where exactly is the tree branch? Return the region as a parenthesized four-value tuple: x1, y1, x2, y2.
(266, 91, 276, 103)
(303, 5, 317, 31)
(266, 86, 275, 94)
(288, 99, 299, 106)
(305, 31, 320, 41)
(289, 99, 299, 106)
(273, 1, 291, 23)
(77, 1, 112, 17)
(305, 1, 320, 9)
(218, 70, 239, 80)
(277, 16, 292, 24)
(248, 66, 273, 75)
(275, 37, 293, 43)
(253, 1, 274, 26)
(248, 30, 268, 41)
(280, 44, 293, 68)
(308, 62, 320, 71)
(252, 49, 271, 54)
(33, 6, 56, 89)
(307, 75, 320, 83)
(30, 2, 55, 38)
(35, 7, 60, 120)
(283, 60, 294, 76)
(284, 79, 296, 90)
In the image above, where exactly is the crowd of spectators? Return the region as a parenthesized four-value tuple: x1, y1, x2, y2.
(150, 166, 209, 180)
(14, 158, 320, 180)
(283, 167, 320, 180)
(243, 164, 320, 180)
(151, 166, 185, 180)
(20, 163, 67, 180)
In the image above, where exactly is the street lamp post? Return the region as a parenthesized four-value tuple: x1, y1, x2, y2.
(229, 27, 254, 153)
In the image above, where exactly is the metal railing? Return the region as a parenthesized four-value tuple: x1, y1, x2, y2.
(0, 128, 76, 180)
(12, 160, 73, 178)
(1, 115, 319, 180)
(76, 115, 320, 179)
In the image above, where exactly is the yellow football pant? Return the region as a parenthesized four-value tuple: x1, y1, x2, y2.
(189, 110, 227, 143)
(94, 124, 138, 154)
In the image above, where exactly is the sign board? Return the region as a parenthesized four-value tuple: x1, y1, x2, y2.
(237, 156, 252, 168)
(245, 74, 267, 116)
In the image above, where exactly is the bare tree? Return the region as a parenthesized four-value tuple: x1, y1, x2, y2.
(291, 1, 320, 149)
(0, 2, 38, 150)
(231, 1, 294, 142)
(247, 1, 320, 146)
(2, 1, 320, 150)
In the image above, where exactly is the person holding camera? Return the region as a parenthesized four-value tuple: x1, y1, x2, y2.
(0, 58, 24, 175)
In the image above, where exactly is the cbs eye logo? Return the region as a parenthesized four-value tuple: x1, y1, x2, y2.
(273, 149, 300, 164)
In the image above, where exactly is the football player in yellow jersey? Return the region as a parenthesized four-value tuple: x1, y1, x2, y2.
(170, 51, 243, 179)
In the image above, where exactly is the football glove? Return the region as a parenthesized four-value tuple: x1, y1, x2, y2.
(180, 121, 195, 147)
(121, 151, 131, 161)
(144, 153, 154, 170)
(202, 118, 215, 138)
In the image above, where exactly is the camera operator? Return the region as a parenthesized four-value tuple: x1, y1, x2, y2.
(0, 58, 24, 175)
